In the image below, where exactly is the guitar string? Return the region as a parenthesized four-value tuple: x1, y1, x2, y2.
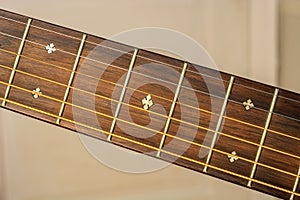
(0, 44, 299, 147)
(0, 58, 299, 159)
(0, 77, 299, 180)
(0, 42, 296, 156)
(1, 17, 297, 106)
(0, 50, 300, 160)
(0, 95, 298, 198)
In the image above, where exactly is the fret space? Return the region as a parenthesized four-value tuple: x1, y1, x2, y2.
(296, 182, 300, 200)
(110, 49, 183, 154)
(254, 93, 300, 199)
(208, 129, 259, 186)
(161, 99, 220, 163)
(205, 108, 264, 186)
(255, 147, 298, 182)
(28, 20, 82, 54)
(0, 32, 22, 53)
(17, 56, 72, 85)
(275, 90, 300, 120)
(61, 35, 135, 140)
(0, 9, 28, 24)
(252, 165, 294, 199)
(61, 93, 115, 141)
(6, 71, 67, 123)
(226, 100, 269, 128)
(1, 18, 82, 123)
(22, 39, 78, 71)
(161, 63, 230, 171)
(184, 63, 231, 99)
(230, 78, 275, 111)
(0, 14, 27, 39)
(0, 33, 23, 104)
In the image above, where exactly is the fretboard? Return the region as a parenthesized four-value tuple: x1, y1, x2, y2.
(1, 9, 300, 200)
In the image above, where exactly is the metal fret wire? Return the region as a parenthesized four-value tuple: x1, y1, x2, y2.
(0, 60, 299, 163)
(0, 94, 298, 198)
(0, 78, 298, 180)
(107, 49, 139, 141)
(157, 63, 188, 157)
(203, 76, 235, 173)
(1, 18, 32, 106)
(56, 33, 87, 124)
(248, 89, 279, 187)
(291, 167, 300, 199)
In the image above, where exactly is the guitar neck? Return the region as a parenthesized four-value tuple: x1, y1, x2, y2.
(1, 9, 300, 200)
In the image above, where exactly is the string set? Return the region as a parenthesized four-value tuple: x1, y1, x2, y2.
(0, 58, 298, 160)
(0, 34, 299, 144)
(0, 63, 298, 178)
(1, 26, 300, 167)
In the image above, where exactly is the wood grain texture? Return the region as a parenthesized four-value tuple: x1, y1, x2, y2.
(0, 9, 300, 200)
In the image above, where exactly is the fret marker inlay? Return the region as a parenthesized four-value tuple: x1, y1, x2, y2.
(228, 151, 238, 163)
(142, 94, 153, 110)
(32, 88, 42, 99)
(243, 99, 254, 110)
(247, 88, 279, 187)
(203, 76, 235, 173)
(46, 43, 56, 54)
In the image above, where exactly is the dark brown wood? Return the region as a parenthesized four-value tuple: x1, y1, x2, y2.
(61, 34, 135, 140)
(1, 9, 300, 200)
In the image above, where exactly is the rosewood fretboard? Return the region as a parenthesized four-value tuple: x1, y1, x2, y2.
(0, 9, 300, 200)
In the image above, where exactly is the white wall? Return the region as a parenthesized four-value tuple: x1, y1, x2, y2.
(279, 0, 300, 93)
(0, 113, 5, 200)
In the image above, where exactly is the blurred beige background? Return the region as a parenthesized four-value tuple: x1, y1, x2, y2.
(0, 0, 299, 199)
